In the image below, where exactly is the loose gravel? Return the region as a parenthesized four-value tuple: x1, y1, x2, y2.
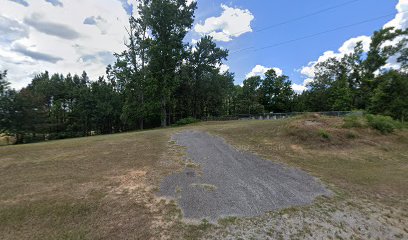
(159, 131, 331, 222)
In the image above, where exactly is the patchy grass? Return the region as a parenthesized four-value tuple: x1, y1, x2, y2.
(1, 115, 407, 239)
(194, 116, 408, 206)
(0, 128, 188, 239)
(218, 216, 238, 226)
(190, 183, 218, 192)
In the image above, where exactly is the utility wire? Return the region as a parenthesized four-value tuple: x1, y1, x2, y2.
(255, 0, 362, 33)
(232, 0, 362, 37)
(231, 10, 407, 55)
(228, 0, 362, 53)
(117, 0, 364, 75)
(120, 8, 406, 78)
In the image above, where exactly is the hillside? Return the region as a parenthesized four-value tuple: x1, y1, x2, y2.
(0, 116, 407, 239)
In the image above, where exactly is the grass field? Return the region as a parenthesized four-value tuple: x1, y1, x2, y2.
(1, 115, 407, 239)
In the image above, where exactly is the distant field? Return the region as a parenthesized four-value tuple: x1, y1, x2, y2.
(1, 116, 407, 239)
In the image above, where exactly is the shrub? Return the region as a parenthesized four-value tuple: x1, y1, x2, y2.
(318, 129, 331, 139)
(174, 117, 199, 126)
(365, 114, 401, 134)
(343, 115, 365, 128)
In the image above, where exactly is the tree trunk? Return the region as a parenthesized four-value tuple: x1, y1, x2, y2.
(140, 24, 147, 131)
(139, 118, 144, 130)
(161, 96, 167, 127)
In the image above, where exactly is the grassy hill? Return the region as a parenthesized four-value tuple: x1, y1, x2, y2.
(0, 115, 407, 239)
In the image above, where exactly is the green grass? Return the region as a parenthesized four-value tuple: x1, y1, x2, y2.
(318, 129, 331, 139)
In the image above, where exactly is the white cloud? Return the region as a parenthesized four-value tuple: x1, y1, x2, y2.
(338, 35, 371, 54)
(301, 36, 372, 79)
(191, 38, 198, 45)
(246, 65, 283, 79)
(186, 0, 196, 6)
(292, 83, 307, 93)
(0, 0, 135, 89)
(218, 64, 229, 74)
(384, 0, 408, 30)
(299, 0, 408, 87)
(194, 4, 254, 42)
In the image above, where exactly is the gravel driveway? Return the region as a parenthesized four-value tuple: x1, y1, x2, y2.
(159, 131, 331, 222)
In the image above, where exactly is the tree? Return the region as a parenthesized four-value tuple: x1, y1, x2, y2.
(0, 70, 9, 94)
(359, 27, 407, 108)
(108, 7, 151, 130)
(370, 70, 408, 122)
(363, 27, 406, 78)
(259, 69, 294, 113)
(141, 0, 196, 126)
(0, 70, 14, 134)
(241, 76, 263, 114)
(184, 36, 229, 118)
(91, 77, 122, 134)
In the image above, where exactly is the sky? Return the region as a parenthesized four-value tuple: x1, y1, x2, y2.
(1, 0, 407, 91)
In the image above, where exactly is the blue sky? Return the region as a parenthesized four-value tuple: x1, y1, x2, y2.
(189, 0, 401, 87)
(0, 0, 406, 90)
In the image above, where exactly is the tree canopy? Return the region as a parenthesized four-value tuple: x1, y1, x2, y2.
(1, 3, 407, 144)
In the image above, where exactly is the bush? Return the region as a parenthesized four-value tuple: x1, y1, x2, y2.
(343, 115, 365, 128)
(365, 114, 401, 134)
(174, 117, 199, 126)
(318, 129, 331, 139)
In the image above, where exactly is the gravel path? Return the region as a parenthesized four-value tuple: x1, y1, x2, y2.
(159, 131, 331, 222)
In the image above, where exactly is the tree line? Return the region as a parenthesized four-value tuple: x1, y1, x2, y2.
(1, 0, 407, 143)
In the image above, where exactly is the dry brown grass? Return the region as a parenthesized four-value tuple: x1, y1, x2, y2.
(194, 116, 408, 206)
(1, 116, 407, 239)
(0, 129, 187, 239)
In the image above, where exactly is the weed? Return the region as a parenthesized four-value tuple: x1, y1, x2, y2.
(185, 160, 200, 169)
(190, 183, 217, 191)
(366, 114, 401, 134)
(218, 216, 238, 226)
(343, 115, 365, 128)
(319, 129, 331, 139)
(183, 219, 212, 240)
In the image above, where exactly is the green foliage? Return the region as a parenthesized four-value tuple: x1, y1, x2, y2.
(366, 114, 401, 134)
(3, 9, 408, 144)
(142, 0, 197, 127)
(259, 69, 294, 113)
(318, 129, 331, 139)
(369, 70, 408, 122)
(0, 70, 9, 94)
(174, 117, 199, 126)
(176, 36, 232, 118)
(343, 115, 365, 128)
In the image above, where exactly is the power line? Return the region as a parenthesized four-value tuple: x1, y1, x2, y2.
(130, 10, 405, 80)
(114, 0, 364, 76)
(231, 10, 407, 55)
(255, 0, 362, 34)
(117, 6, 405, 79)
(228, 0, 362, 51)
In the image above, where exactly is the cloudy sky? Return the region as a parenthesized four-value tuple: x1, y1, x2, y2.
(1, 0, 407, 90)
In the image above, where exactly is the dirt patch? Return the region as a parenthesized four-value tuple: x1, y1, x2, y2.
(202, 197, 408, 239)
(304, 120, 323, 126)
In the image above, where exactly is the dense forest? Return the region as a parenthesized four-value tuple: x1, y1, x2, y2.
(1, 0, 407, 143)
